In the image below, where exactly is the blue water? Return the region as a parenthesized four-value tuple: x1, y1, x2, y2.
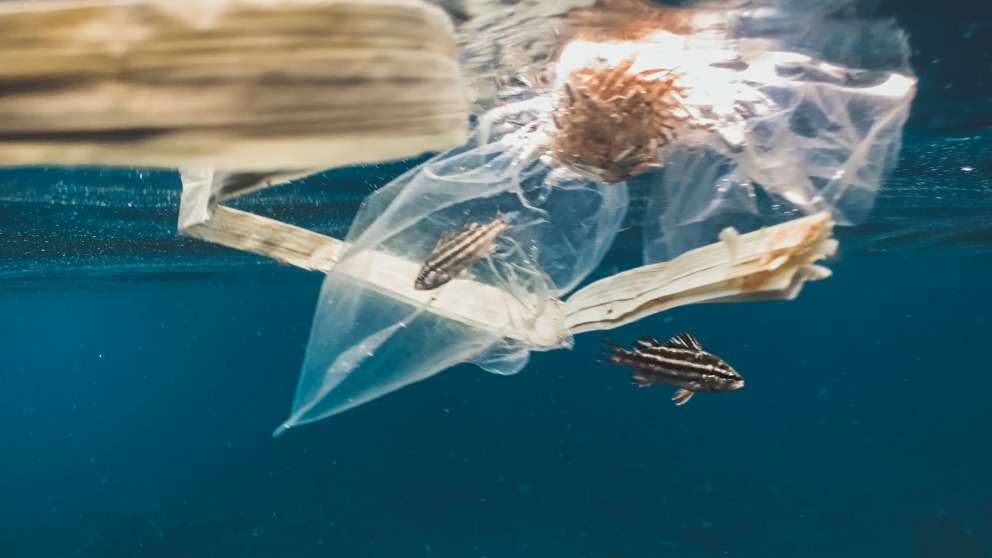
(2, 257, 991, 557)
(2, 0, 992, 556)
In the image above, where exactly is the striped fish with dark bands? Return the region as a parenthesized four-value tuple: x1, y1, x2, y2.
(598, 332, 744, 406)
(414, 214, 510, 291)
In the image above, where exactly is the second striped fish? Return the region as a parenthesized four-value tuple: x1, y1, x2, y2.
(598, 332, 745, 406)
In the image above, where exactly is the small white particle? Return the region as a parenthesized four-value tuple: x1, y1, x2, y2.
(962, 166, 974, 172)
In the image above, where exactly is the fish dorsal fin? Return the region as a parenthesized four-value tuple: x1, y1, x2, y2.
(634, 335, 661, 349)
(436, 220, 484, 248)
(439, 229, 460, 244)
(663, 332, 703, 351)
(430, 229, 460, 252)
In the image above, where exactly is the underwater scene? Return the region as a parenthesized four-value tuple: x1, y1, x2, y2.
(1, 0, 991, 556)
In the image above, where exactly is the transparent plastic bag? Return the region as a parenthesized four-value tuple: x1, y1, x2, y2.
(275, 110, 627, 433)
(637, 0, 916, 260)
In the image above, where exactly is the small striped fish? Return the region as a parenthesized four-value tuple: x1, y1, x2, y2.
(414, 214, 510, 291)
(598, 332, 744, 405)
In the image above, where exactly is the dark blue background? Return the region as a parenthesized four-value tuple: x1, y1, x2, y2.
(2, 254, 990, 557)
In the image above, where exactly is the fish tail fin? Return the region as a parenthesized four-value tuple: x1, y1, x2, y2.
(600, 332, 623, 349)
(595, 347, 619, 364)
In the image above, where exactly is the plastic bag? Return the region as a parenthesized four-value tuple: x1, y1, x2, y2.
(275, 108, 627, 433)
(276, 0, 916, 430)
(635, 0, 917, 260)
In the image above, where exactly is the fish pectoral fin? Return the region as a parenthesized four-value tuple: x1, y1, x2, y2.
(672, 389, 695, 406)
(630, 374, 652, 388)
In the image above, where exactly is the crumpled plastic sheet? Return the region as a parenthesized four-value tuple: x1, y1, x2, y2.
(276, 0, 916, 431)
